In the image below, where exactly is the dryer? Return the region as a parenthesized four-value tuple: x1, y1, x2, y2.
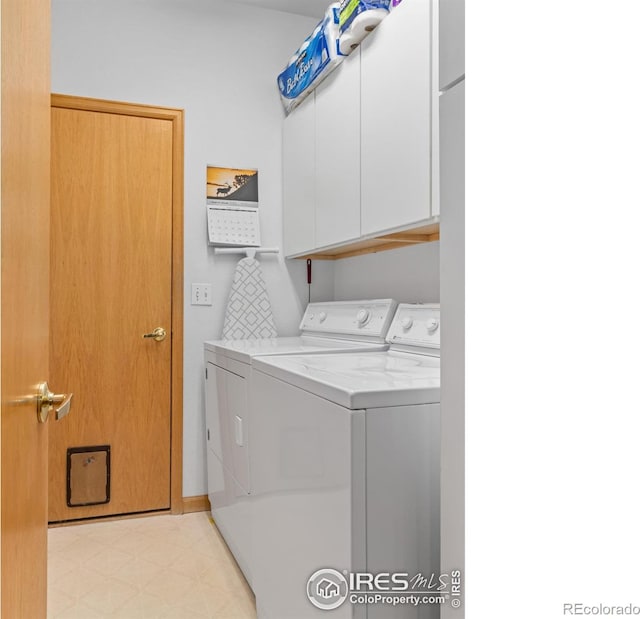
(249, 304, 441, 619)
(203, 299, 397, 585)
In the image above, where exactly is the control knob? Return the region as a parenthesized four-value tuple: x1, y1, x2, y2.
(356, 309, 371, 326)
(400, 316, 414, 331)
(427, 318, 439, 333)
(318, 311, 327, 323)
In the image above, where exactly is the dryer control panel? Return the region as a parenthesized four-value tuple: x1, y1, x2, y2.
(386, 303, 441, 350)
(300, 299, 397, 341)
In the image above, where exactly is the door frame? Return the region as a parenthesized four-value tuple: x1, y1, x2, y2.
(50, 94, 185, 514)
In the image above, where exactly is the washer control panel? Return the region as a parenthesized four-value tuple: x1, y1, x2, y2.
(387, 304, 440, 349)
(300, 299, 397, 340)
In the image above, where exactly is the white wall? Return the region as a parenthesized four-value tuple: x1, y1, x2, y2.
(333, 242, 440, 303)
(51, 0, 318, 497)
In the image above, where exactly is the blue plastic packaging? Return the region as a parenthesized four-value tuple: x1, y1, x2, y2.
(277, 5, 343, 115)
(338, 0, 392, 34)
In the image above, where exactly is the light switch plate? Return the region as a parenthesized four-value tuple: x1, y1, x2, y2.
(191, 283, 213, 306)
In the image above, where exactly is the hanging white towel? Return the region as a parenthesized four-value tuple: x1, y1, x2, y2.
(222, 257, 278, 339)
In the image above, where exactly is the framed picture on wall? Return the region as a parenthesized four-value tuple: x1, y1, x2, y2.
(206, 165, 261, 247)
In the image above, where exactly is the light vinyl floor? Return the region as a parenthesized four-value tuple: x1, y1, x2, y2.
(47, 512, 257, 618)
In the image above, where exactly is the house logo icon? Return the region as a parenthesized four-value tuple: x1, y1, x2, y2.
(306, 568, 348, 610)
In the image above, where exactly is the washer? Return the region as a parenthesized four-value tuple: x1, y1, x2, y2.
(203, 299, 397, 585)
(249, 304, 441, 619)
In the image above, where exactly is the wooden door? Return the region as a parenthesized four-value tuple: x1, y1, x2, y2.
(48, 97, 182, 521)
(1, 0, 51, 614)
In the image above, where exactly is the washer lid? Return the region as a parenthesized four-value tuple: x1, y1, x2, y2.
(252, 351, 440, 409)
(204, 335, 389, 365)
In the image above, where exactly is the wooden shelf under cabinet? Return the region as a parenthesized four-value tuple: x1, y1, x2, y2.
(293, 222, 440, 261)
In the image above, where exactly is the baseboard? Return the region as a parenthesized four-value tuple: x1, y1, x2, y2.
(182, 495, 211, 514)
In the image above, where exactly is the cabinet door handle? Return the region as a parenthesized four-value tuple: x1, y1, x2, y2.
(234, 415, 244, 447)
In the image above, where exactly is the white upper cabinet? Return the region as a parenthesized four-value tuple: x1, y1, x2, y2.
(282, 0, 449, 259)
(283, 93, 315, 257)
(315, 49, 361, 249)
(360, 0, 431, 237)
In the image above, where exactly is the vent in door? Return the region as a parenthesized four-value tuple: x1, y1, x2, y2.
(67, 445, 111, 507)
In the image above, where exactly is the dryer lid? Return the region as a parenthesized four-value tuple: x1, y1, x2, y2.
(204, 335, 389, 364)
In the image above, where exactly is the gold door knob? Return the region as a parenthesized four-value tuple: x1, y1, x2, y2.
(142, 327, 166, 342)
(37, 382, 73, 423)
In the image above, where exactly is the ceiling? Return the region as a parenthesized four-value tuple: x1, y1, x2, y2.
(227, 0, 328, 20)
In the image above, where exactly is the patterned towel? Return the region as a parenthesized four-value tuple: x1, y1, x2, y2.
(222, 257, 278, 339)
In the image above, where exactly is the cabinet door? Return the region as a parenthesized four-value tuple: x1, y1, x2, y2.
(283, 93, 315, 257)
(315, 49, 361, 248)
(361, 0, 432, 236)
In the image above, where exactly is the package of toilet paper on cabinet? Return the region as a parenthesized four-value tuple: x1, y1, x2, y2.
(337, 0, 392, 56)
(277, 3, 344, 115)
